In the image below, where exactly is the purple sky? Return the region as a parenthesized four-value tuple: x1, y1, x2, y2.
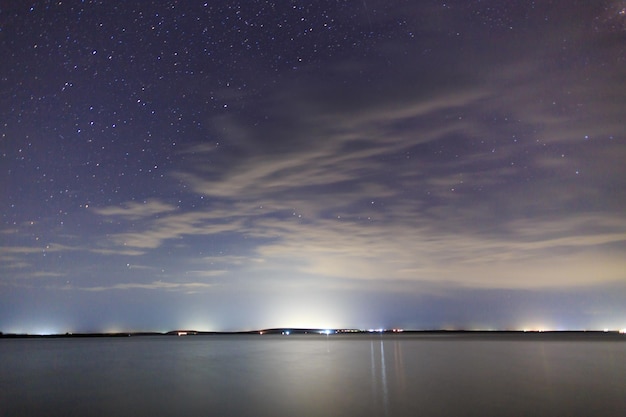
(1, 1, 625, 333)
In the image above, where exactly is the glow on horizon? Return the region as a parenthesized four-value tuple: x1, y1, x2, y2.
(5, 320, 626, 334)
(7, 325, 64, 336)
(253, 298, 350, 331)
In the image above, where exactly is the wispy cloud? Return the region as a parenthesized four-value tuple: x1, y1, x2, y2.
(103, 211, 246, 249)
(89, 248, 147, 256)
(93, 200, 177, 219)
(184, 270, 228, 278)
(51, 5, 626, 296)
(30, 271, 67, 278)
(73, 281, 214, 292)
(83, 48, 626, 292)
(245, 213, 626, 289)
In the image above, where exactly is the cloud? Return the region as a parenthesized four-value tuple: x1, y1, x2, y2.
(0, 246, 49, 255)
(30, 271, 67, 278)
(89, 248, 147, 256)
(88, 78, 625, 291)
(243, 211, 626, 289)
(73, 281, 214, 292)
(91, 179, 626, 290)
(184, 270, 228, 278)
(93, 200, 177, 219)
(103, 210, 246, 249)
(81, 3, 625, 295)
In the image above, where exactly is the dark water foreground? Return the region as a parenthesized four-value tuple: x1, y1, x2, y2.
(1, 333, 624, 417)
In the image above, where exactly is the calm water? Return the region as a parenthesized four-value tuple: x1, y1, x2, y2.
(1, 334, 625, 417)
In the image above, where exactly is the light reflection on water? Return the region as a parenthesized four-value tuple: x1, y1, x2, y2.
(1, 334, 625, 417)
(370, 338, 391, 416)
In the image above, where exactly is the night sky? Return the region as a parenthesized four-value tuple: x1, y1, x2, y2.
(1, 1, 625, 333)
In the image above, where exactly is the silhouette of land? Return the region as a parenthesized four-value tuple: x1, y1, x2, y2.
(1, 328, 625, 340)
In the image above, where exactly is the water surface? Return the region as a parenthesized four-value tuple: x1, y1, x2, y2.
(1, 334, 624, 416)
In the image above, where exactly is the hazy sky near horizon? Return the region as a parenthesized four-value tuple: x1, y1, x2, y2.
(1, 1, 625, 333)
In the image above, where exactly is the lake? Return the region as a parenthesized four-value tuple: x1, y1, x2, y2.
(1, 333, 625, 416)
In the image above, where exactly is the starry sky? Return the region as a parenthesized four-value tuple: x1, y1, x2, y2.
(1, 0, 625, 334)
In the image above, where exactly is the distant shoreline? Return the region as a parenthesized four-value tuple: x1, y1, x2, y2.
(2, 329, 625, 340)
